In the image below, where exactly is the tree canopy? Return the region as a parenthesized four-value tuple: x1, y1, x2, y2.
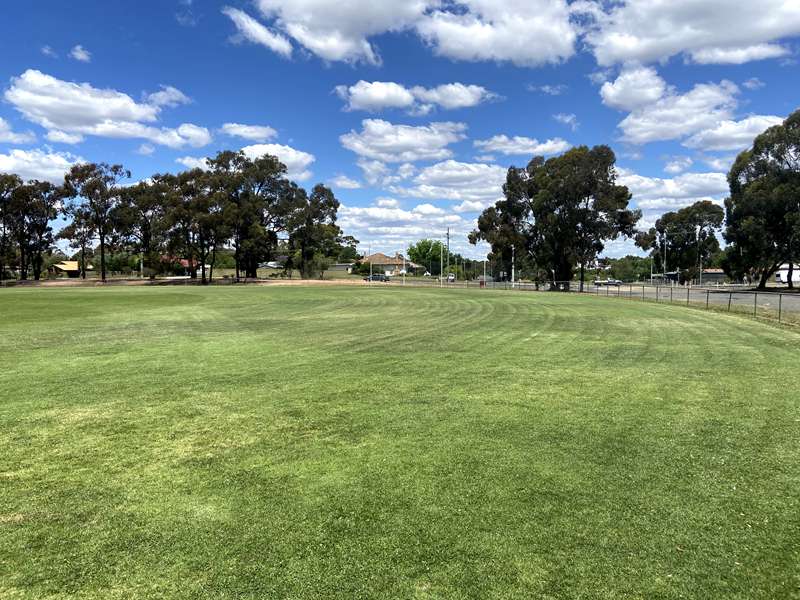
(470, 145, 639, 287)
(722, 109, 800, 288)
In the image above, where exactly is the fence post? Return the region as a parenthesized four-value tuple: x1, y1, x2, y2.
(642, 286, 645, 301)
(754, 292, 758, 317)
(670, 287, 673, 304)
(686, 287, 690, 306)
(706, 290, 710, 310)
(778, 293, 783, 323)
(728, 291, 732, 312)
(656, 285, 659, 303)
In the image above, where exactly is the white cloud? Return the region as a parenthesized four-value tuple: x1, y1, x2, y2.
(586, 1, 800, 66)
(664, 157, 693, 175)
(416, 0, 577, 67)
(137, 143, 156, 156)
(45, 130, 83, 144)
(0, 118, 35, 144)
(528, 84, 567, 96)
(69, 45, 91, 62)
(4, 70, 211, 149)
(341, 119, 466, 163)
(175, 156, 208, 170)
(743, 77, 765, 90)
(618, 167, 728, 213)
(335, 80, 495, 113)
(329, 175, 362, 189)
(473, 135, 570, 156)
(0, 148, 82, 183)
(220, 122, 278, 142)
(254, 0, 431, 64)
(617, 81, 739, 145)
(339, 200, 477, 258)
(600, 66, 666, 111)
(701, 155, 736, 171)
(413, 203, 445, 215)
(375, 197, 399, 208)
(146, 86, 191, 108)
(683, 115, 784, 151)
(410, 83, 497, 110)
(222, 6, 293, 58)
(390, 159, 507, 203)
(176, 143, 315, 180)
(241, 143, 315, 181)
(689, 44, 789, 65)
(553, 113, 579, 131)
(336, 81, 416, 112)
(41, 46, 57, 58)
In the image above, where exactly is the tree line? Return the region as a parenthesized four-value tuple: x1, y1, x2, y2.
(470, 109, 800, 290)
(0, 150, 356, 283)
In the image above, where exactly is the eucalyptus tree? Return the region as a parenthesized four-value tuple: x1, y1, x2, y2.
(471, 146, 638, 288)
(0, 173, 22, 279)
(20, 180, 61, 280)
(206, 150, 288, 279)
(285, 183, 344, 279)
(62, 163, 130, 282)
(114, 179, 169, 278)
(57, 205, 94, 279)
(723, 109, 800, 288)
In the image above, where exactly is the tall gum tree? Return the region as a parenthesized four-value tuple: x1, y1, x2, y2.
(62, 163, 130, 282)
(724, 109, 800, 289)
(471, 146, 638, 289)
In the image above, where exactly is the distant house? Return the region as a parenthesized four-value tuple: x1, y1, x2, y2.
(776, 263, 800, 284)
(51, 261, 92, 278)
(362, 252, 422, 276)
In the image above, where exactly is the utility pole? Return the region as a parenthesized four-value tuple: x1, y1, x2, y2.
(439, 241, 443, 288)
(368, 243, 372, 284)
(445, 227, 450, 279)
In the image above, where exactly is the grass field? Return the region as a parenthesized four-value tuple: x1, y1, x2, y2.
(1, 286, 798, 599)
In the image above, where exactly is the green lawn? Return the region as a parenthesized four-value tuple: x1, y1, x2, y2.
(1, 286, 798, 599)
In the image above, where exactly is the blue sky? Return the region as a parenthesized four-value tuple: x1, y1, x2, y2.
(1, 1, 799, 258)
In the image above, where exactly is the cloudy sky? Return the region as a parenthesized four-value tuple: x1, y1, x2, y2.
(1, 1, 799, 258)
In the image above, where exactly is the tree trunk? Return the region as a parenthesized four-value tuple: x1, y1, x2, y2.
(788, 259, 794, 290)
(579, 262, 585, 292)
(80, 243, 86, 279)
(758, 269, 770, 290)
(99, 231, 107, 282)
(33, 252, 42, 281)
(19, 246, 27, 280)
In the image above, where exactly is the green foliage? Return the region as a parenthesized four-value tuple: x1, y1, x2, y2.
(604, 255, 653, 281)
(286, 184, 345, 279)
(471, 146, 639, 286)
(723, 109, 800, 289)
(635, 200, 724, 283)
(62, 162, 131, 281)
(406, 239, 458, 276)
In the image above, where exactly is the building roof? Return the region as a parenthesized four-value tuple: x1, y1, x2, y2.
(362, 252, 422, 268)
(53, 261, 80, 271)
(702, 268, 725, 274)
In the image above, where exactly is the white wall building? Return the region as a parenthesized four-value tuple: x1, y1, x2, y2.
(775, 264, 800, 284)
